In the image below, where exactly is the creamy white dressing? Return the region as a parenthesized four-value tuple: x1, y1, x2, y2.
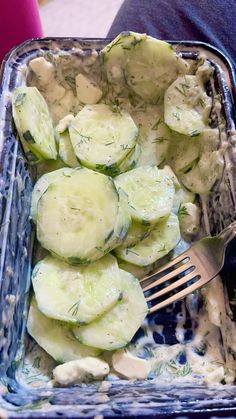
(18, 45, 236, 387)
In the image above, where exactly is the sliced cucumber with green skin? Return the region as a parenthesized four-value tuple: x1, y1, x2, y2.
(93, 188, 131, 261)
(115, 213, 180, 266)
(167, 131, 200, 175)
(31, 167, 74, 223)
(72, 269, 148, 350)
(12, 86, 57, 160)
(37, 167, 120, 264)
(27, 297, 100, 363)
(36, 158, 66, 179)
(164, 75, 212, 136)
(56, 115, 79, 168)
(101, 31, 145, 86)
(115, 166, 175, 225)
(122, 220, 151, 247)
(32, 254, 123, 325)
(125, 35, 180, 104)
(117, 144, 141, 175)
(180, 128, 224, 194)
(58, 130, 80, 168)
(112, 188, 132, 243)
(181, 150, 224, 194)
(117, 259, 155, 279)
(69, 104, 138, 175)
(161, 165, 180, 191)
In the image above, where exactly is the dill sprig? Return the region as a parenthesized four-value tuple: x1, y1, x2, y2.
(178, 204, 189, 217)
(152, 118, 163, 130)
(68, 301, 80, 317)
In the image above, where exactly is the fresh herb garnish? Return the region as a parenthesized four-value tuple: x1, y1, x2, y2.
(152, 137, 168, 143)
(32, 356, 41, 369)
(178, 204, 189, 217)
(68, 301, 80, 317)
(152, 118, 163, 130)
(198, 97, 205, 108)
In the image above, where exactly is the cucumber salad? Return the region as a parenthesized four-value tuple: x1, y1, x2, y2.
(12, 32, 231, 385)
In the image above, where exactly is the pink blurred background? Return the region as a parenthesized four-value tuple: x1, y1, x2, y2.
(0, 0, 42, 62)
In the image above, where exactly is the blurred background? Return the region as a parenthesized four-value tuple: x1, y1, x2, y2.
(0, 0, 123, 63)
(38, 0, 123, 38)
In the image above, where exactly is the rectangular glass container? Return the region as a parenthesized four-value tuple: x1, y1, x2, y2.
(0, 37, 236, 418)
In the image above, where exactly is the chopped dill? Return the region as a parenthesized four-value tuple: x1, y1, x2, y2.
(105, 38, 123, 54)
(178, 204, 189, 217)
(125, 246, 138, 256)
(198, 97, 205, 108)
(152, 118, 163, 130)
(32, 356, 41, 369)
(68, 301, 80, 317)
(175, 85, 187, 97)
(152, 137, 168, 143)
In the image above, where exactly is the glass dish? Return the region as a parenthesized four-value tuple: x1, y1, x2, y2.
(0, 37, 236, 418)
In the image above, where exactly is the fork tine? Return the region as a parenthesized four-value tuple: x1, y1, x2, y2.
(148, 274, 214, 313)
(142, 261, 195, 292)
(145, 269, 199, 301)
(139, 252, 190, 285)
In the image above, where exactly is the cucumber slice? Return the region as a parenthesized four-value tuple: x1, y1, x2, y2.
(117, 259, 155, 279)
(36, 158, 66, 179)
(56, 115, 79, 168)
(37, 167, 120, 263)
(101, 31, 144, 86)
(72, 269, 148, 350)
(32, 254, 123, 325)
(69, 104, 138, 175)
(122, 221, 151, 247)
(27, 297, 100, 363)
(167, 131, 200, 175)
(180, 128, 224, 194)
(133, 105, 171, 167)
(117, 144, 141, 175)
(12, 86, 57, 160)
(92, 188, 131, 261)
(31, 167, 74, 223)
(125, 35, 179, 103)
(115, 166, 175, 224)
(115, 213, 180, 266)
(112, 188, 132, 244)
(181, 150, 224, 194)
(161, 165, 180, 191)
(58, 130, 80, 168)
(164, 75, 212, 136)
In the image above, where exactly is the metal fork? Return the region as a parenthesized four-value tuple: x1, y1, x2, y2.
(140, 221, 236, 313)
